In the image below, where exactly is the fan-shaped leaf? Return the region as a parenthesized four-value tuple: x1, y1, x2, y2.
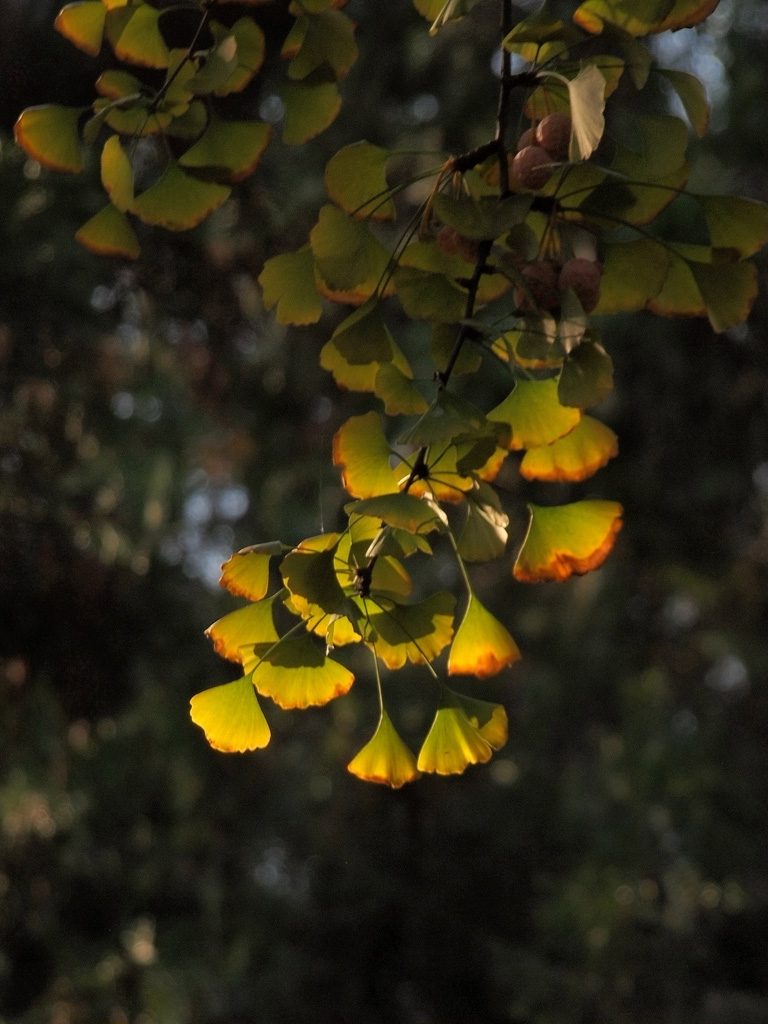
(205, 596, 280, 665)
(567, 64, 606, 161)
(210, 17, 265, 95)
(132, 162, 231, 230)
(520, 415, 618, 482)
(374, 364, 428, 416)
(448, 592, 520, 677)
(324, 141, 395, 220)
(281, 544, 349, 623)
(574, 0, 719, 35)
(101, 135, 133, 211)
(252, 636, 354, 709)
(283, 10, 358, 81)
(488, 377, 581, 450)
(698, 195, 768, 261)
(219, 542, 282, 601)
(660, 69, 709, 137)
(190, 675, 270, 753)
(333, 412, 400, 499)
(95, 69, 144, 99)
(75, 204, 140, 259)
(445, 690, 508, 751)
(558, 337, 614, 409)
(348, 709, 421, 788)
(14, 105, 85, 173)
(433, 194, 532, 241)
(417, 705, 492, 775)
(55, 2, 106, 56)
(179, 119, 272, 183)
(457, 481, 509, 562)
(311, 205, 392, 305)
(361, 592, 455, 669)
(350, 493, 447, 535)
(259, 245, 323, 326)
(513, 500, 623, 582)
(593, 238, 669, 314)
(113, 4, 170, 69)
(282, 79, 341, 144)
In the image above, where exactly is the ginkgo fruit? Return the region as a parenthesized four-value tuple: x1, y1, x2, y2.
(535, 111, 572, 160)
(514, 260, 560, 312)
(516, 127, 535, 151)
(512, 145, 553, 190)
(558, 258, 603, 313)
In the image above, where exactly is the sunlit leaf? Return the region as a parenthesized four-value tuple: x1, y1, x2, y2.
(252, 636, 354, 709)
(259, 245, 323, 326)
(113, 4, 170, 69)
(179, 119, 272, 183)
(350, 493, 447, 535)
(457, 480, 509, 562)
(187, 35, 239, 95)
(445, 689, 508, 750)
(361, 592, 455, 669)
(324, 141, 395, 220)
(95, 69, 144, 99)
(282, 79, 341, 144)
(417, 704, 492, 775)
(205, 596, 281, 664)
(574, 0, 719, 35)
(558, 337, 614, 409)
(55, 2, 106, 56)
(283, 10, 358, 81)
(520, 415, 618, 482)
(592, 238, 669, 314)
(333, 411, 400, 499)
(281, 544, 349, 624)
(374, 364, 428, 416)
(432, 193, 532, 241)
(132, 162, 231, 230)
(488, 377, 580, 450)
(698, 195, 768, 260)
(502, 1, 583, 62)
(347, 709, 421, 788)
(311, 205, 392, 305)
(210, 17, 266, 95)
(75, 204, 140, 259)
(219, 542, 283, 601)
(14, 105, 85, 173)
(190, 675, 270, 753)
(567, 64, 606, 161)
(448, 592, 520, 677)
(513, 500, 623, 582)
(100, 135, 133, 212)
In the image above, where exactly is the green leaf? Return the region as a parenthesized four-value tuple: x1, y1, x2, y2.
(179, 119, 272, 183)
(95, 69, 144, 100)
(283, 10, 358, 81)
(457, 481, 509, 563)
(360, 592, 455, 669)
(374, 364, 428, 416)
(503, 1, 583, 62)
(592, 238, 669, 314)
(132, 162, 231, 230)
(14, 105, 85, 173)
(324, 141, 395, 221)
(188, 35, 239, 95)
(514, 500, 623, 582)
(55, 2, 106, 56)
(660, 69, 709, 137)
(349, 493, 447, 535)
(432, 194, 532, 241)
(558, 338, 614, 409)
(113, 4, 170, 69)
(430, 324, 482, 376)
(520, 415, 618, 482)
(448, 592, 520, 677)
(100, 135, 133, 212)
(688, 260, 759, 334)
(333, 411, 400, 499)
(698, 195, 768, 260)
(488, 377, 581, 450)
(205, 596, 281, 664)
(399, 391, 487, 447)
(417, 704, 492, 775)
(252, 636, 354, 709)
(310, 204, 392, 304)
(331, 301, 396, 364)
(210, 17, 265, 96)
(219, 543, 282, 601)
(282, 79, 341, 144)
(599, 22, 652, 89)
(165, 101, 208, 140)
(281, 544, 349, 624)
(190, 675, 270, 753)
(74, 204, 140, 259)
(259, 245, 323, 326)
(574, 0, 719, 36)
(347, 709, 421, 788)
(394, 265, 467, 323)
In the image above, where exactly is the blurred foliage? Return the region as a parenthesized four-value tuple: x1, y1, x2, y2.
(1, 0, 766, 1022)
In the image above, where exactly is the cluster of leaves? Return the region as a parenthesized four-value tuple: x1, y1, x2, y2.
(15, 0, 767, 786)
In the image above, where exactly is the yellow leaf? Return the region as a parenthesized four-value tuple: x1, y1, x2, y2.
(332, 411, 400, 499)
(75, 205, 140, 259)
(205, 596, 280, 664)
(190, 675, 270, 753)
(101, 135, 134, 212)
(488, 377, 580, 450)
(448, 592, 520, 677)
(445, 689, 508, 750)
(14, 105, 85, 173)
(514, 500, 623, 582)
(519, 415, 618, 482)
(347, 710, 420, 788)
(417, 705, 492, 776)
(251, 636, 354, 709)
(55, 1, 106, 56)
(219, 542, 282, 601)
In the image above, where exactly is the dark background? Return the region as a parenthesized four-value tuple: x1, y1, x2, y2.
(1, 1, 766, 1021)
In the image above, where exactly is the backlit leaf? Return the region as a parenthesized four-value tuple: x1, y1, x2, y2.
(689, 260, 759, 334)
(283, 10, 358, 81)
(520, 415, 618, 482)
(259, 245, 323, 326)
(190, 675, 270, 752)
(394, 265, 467, 323)
(558, 338, 614, 409)
(179, 119, 272, 183)
(432, 193, 532, 241)
(417, 704, 492, 775)
(660, 69, 709, 137)
(457, 481, 509, 562)
(448, 592, 520, 677)
(75, 204, 140, 259)
(55, 2, 106, 56)
(100, 135, 133, 211)
(567, 64, 606, 161)
(430, 324, 482, 376)
(95, 69, 144, 99)
(488, 377, 580, 450)
(347, 709, 421, 788)
(14, 105, 85, 173)
(187, 36, 239, 95)
(132, 162, 231, 230)
(252, 636, 354, 709)
(361, 592, 455, 669)
(219, 542, 283, 601)
(324, 141, 395, 220)
(574, 0, 719, 35)
(374, 364, 428, 416)
(210, 17, 265, 95)
(698, 195, 768, 260)
(349, 493, 447, 535)
(333, 412, 400, 499)
(282, 79, 341, 144)
(205, 596, 280, 664)
(113, 4, 170, 69)
(311, 205, 392, 304)
(281, 544, 349, 623)
(513, 500, 623, 582)
(445, 690, 508, 751)
(592, 238, 669, 314)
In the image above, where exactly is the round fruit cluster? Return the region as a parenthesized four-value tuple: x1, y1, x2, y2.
(514, 255, 603, 314)
(512, 111, 572, 191)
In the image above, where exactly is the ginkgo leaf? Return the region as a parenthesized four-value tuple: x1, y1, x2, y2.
(592, 239, 669, 315)
(333, 411, 400, 499)
(374, 364, 428, 416)
(205, 596, 280, 664)
(558, 338, 614, 409)
(190, 675, 270, 753)
(520, 415, 618, 482)
(113, 4, 170, 69)
(252, 636, 354, 709)
(283, 10, 358, 81)
(95, 69, 145, 99)
(14, 105, 85, 173)
(566, 64, 606, 161)
(394, 265, 468, 323)
(259, 245, 323, 326)
(55, 1, 106, 56)
(574, 0, 719, 36)
(448, 592, 520, 677)
(75, 204, 140, 259)
(187, 36, 239, 95)
(324, 141, 395, 220)
(457, 481, 509, 562)
(280, 544, 349, 624)
(488, 377, 581, 450)
(360, 592, 455, 669)
(432, 193, 532, 241)
(219, 542, 283, 601)
(101, 135, 133, 211)
(430, 324, 482, 376)
(311, 205, 392, 305)
(417, 704, 492, 775)
(513, 500, 623, 582)
(648, 247, 759, 334)
(350, 493, 447, 535)
(347, 709, 421, 788)
(210, 17, 265, 96)
(698, 196, 768, 260)
(282, 79, 341, 144)
(132, 162, 231, 230)
(179, 119, 272, 183)
(660, 69, 709, 137)
(445, 690, 508, 751)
